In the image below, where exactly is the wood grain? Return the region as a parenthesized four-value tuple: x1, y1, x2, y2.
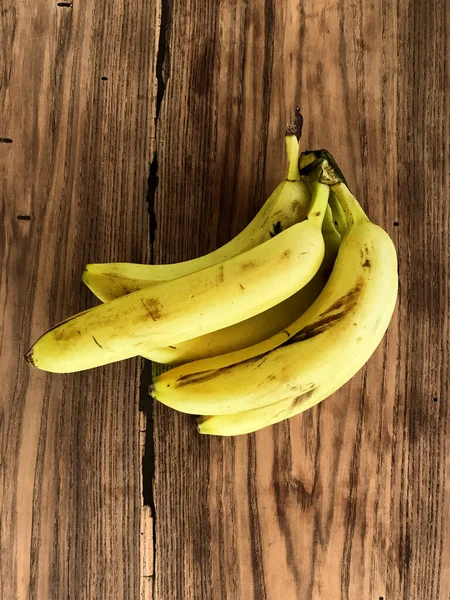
(1, 0, 449, 598)
(0, 0, 157, 597)
(150, 0, 449, 599)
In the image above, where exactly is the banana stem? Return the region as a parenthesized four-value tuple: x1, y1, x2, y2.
(298, 149, 369, 228)
(285, 135, 301, 181)
(330, 182, 369, 227)
(329, 191, 348, 235)
(323, 204, 340, 236)
(306, 181, 330, 227)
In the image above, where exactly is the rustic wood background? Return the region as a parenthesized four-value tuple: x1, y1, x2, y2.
(1, 0, 448, 598)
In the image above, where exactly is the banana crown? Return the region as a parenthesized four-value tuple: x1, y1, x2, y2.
(299, 150, 370, 231)
(25, 118, 398, 437)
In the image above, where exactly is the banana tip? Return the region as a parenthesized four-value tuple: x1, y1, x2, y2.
(24, 349, 35, 367)
(196, 415, 209, 435)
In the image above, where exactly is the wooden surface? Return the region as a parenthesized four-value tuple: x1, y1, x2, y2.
(0, 0, 157, 597)
(1, 1, 449, 599)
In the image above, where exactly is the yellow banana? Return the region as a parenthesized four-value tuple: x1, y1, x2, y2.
(151, 155, 398, 436)
(79, 200, 340, 366)
(25, 180, 330, 373)
(82, 130, 310, 302)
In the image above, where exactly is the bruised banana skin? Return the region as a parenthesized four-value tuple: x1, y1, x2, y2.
(144, 204, 340, 364)
(25, 183, 329, 373)
(151, 175, 398, 435)
(82, 134, 310, 302)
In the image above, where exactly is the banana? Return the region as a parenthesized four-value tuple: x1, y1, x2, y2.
(83, 119, 310, 302)
(151, 154, 398, 436)
(25, 180, 330, 373)
(144, 204, 341, 364)
(80, 198, 340, 366)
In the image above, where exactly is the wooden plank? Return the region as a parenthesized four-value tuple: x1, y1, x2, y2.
(0, 0, 157, 597)
(150, 0, 449, 598)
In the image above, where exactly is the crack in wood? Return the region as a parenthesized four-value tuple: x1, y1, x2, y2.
(140, 1, 171, 597)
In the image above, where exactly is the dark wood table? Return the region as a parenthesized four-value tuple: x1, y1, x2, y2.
(2, 0, 448, 598)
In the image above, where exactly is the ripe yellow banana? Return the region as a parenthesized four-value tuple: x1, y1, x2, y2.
(79, 197, 341, 366)
(25, 180, 330, 373)
(151, 155, 398, 436)
(82, 129, 310, 302)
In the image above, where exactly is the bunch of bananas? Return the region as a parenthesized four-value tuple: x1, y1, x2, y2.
(26, 113, 398, 436)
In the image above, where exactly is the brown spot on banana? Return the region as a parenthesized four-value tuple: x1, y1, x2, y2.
(92, 336, 104, 350)
(270, 387, 317, 421)
(289, 386, 316, 410)
(360, 243, 371, 263)
(217, 265, 224, 283)
(282, 313, 347, 344)
(362, 259, 371, 268)
(269, 221, 282, 237)
(319, 283, 363, 316)
(241, 261, 256, 271)
(174, 351, 273, 388)
(283, 281, 364, 345)
(174, 368, 227, 387)
(140, 297, 163, 321)
(256, 372, 278, 389)
(290, 200, 301, 213)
